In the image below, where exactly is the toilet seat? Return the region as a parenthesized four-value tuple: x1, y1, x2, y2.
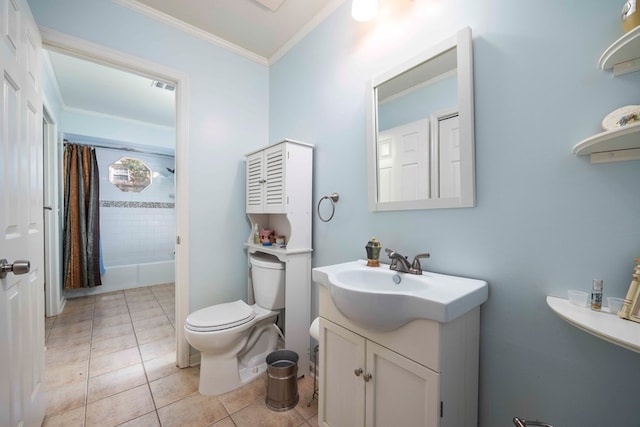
(185, 300, 255, 332)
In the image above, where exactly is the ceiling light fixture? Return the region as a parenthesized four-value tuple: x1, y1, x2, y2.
(352, 0, 378, 22)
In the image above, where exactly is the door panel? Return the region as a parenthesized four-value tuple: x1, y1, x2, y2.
(377, 119, 429, 202)
(0, 0, 46, 425)
(438, 114, 460, 198)
(365, 341, 439, 427)
(319, 318, 366, 427)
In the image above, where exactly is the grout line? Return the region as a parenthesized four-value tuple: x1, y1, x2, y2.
(84, 297, 97, 426)
(122, 287, 158, 416)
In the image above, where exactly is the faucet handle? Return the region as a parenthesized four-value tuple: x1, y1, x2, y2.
(411, 253, 430, 273)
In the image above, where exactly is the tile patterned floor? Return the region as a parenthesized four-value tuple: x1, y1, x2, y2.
(43, 284, 319, 427)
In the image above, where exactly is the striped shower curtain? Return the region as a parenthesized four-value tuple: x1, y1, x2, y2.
(63, 143, 102, 289)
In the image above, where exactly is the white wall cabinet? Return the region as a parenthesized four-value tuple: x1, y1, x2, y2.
(246, 143, 287, 213)
(245, 139, 314, 376)
(317, 285, 480, 427)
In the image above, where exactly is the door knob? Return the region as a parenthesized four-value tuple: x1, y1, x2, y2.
(363, 373, 372, 382)
(354, 368, 363, 377)
(0, 259, 30, 279)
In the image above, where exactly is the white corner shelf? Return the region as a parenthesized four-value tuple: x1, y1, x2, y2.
(547, 296, 640, 354)
(573, 123, 640, 163)
(599, 25, 640, 76)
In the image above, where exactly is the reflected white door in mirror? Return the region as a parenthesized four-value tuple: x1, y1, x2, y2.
(366, 27, 475, 211)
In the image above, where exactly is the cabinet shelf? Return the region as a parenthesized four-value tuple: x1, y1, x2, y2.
(244, 243, 312, 257)
(546, 296, 640, 354)
(572, 123, 640, 163)
(599, 25, 640, 76)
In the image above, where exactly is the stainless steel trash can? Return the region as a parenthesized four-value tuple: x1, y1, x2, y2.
(265, 350, 299, 411)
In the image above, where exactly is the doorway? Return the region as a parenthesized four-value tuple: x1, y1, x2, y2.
(43, 107, 63, 317)
(40, 29, 190, 367)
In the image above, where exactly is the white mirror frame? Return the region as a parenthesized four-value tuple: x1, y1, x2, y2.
(366, 26, 475, 211)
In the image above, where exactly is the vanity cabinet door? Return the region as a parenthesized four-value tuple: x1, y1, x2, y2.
(319, 318, 440, 427)
(365, 341, 439, 427)
(319, 318, 366, 427)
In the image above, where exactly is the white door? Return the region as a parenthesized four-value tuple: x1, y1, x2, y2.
(377, 119, 429, 202)
(0, 0, 46, 426)
(437, 114, 461, 199)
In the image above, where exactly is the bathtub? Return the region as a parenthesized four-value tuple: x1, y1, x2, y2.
(101, 260, 175, 289)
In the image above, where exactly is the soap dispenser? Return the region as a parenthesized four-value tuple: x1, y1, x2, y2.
(365, 237, 382, 267)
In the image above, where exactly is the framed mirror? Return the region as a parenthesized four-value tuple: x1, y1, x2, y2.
(366, 27, 475, 211)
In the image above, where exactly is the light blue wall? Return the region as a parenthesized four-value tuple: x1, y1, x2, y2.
(28, 0, 270, 311)
(270, 0, 640, 425)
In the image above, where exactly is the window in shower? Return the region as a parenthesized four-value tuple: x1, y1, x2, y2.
(108, 157, 152, 192)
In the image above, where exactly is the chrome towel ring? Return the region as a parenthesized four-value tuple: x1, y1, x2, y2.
(317, 193, 339, 222)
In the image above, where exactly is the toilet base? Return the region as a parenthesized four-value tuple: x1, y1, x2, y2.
(197, 320, 280, 396)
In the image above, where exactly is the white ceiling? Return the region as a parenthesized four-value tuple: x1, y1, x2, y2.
(127, 0, 338, 61)
(46, 50, 176, 127)
(46, 0, 345, 130)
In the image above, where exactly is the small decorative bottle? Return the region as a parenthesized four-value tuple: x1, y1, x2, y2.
(365, 237, 382, 267)
(253, 224, 260, 244)
(591, 279, 603, 311)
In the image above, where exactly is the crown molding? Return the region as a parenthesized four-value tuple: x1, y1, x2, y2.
(112, 0, 269, 66)
(269, 0, 347, 65)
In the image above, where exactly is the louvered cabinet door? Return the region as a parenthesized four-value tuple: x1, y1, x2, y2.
(246, 151, 264, 213)
(263, 144, 286, 213)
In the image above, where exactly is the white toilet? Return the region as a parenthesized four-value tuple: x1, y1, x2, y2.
(185, 252, 285, 395)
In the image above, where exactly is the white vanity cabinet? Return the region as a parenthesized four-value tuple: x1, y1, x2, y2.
(320, 318, 439, 427)
(318, 285, 480, 427)
(245, 139, 314, 376)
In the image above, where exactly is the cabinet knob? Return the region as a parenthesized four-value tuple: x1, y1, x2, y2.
(363, 373, 372, 382)
(354, 368, 363, 377)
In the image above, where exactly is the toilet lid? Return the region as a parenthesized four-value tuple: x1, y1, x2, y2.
(185, 300, 255, 332)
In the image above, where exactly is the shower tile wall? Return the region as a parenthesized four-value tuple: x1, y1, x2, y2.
(95, 147, 176, 268)
(100, 206, 175, 265)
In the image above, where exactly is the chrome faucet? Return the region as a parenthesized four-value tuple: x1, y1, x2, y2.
(385, 249, 430, 275)
(411, 253, 431, 274)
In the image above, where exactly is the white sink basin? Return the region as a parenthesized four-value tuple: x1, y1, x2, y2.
(312, 260, 488, 331)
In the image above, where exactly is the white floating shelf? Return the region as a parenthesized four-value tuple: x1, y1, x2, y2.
(599, 25, 640, 76)
(573, 123, 640, 163)
(547, 296, 640, 354)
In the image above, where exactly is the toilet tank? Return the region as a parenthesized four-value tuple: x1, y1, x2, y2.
(250, 252, 285, 310)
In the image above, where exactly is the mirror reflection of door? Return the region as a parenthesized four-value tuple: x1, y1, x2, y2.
(375, 49, 457, 204)
(377, 119, 429, 202)
(430, 111, 460, 199)
(438, 114, 460, 198)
